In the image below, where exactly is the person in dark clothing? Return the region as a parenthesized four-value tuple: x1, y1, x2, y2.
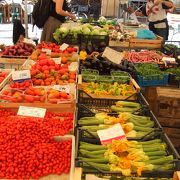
(128, 0, 174, 40)
(41, 0, 76, 42)
(13, 19, 25, 44)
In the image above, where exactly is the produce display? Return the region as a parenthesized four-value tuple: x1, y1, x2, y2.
(30, 42, 78, 60)
(53, 23, 109, 43)
(1, 42, 35, 57)
(162, 44, 178, 56)
(9, 80, 32, 90)
(0, 86, 46, 103)
(47, 88, 72, 104)
(166, 67, 180, 77)
(78, 112, 157, 138)
(0, 109, 73, 179)
(30, 58, 76, 85)
(135, 64, 167, 79)
(80, 56, 134, 75)
(53, 23, 109, 53)
(124, 50, 163, 63)
(0, 71, 9, 83)
(83, 82, 135, 97)
(78, 139, 175, 176)
(0, 24, 180, 180)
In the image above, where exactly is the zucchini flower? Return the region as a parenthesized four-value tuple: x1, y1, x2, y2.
(110, 164, 132, 176)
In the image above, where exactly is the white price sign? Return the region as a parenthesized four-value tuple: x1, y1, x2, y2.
(17, 106, 46, 118)
(60, 43, 69, 51)
(102, 47, 124, 64)
(53, 85, 70, 93)
(42, 48, 51, 55)
(12, 70, 31, 81)
(23, 38, 36, 46)
(97, 124, 126, 144)
(53, 57, 61, 64)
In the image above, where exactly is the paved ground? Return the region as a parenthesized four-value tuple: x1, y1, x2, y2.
(0, 23, 42, 45)
(0, 22, 179, 46)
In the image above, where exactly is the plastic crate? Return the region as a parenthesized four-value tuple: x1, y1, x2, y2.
(56, 34, 81, 45)
(78, 90, 149, 110)
(75, 130, 180, 178)
(134, 63, 169, 87)
(80, 35, 109, 53)
(168, 74, 180, 87)
(137, 74, 169, 87)
(75, 105, 162, 140)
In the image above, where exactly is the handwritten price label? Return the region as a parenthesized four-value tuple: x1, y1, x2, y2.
(42, 48, 51, 55)
(53, 57, 61, 64)
(17, 106, 46, 118)
(60, 43, 69, 51)
(12, 70, 31, 81)
(102, 47, 124, 64)
(53, 85, 70, 93)
(97, 124, 126, 145)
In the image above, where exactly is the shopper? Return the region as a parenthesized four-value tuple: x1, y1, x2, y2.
(41, 0, 76, 42)
(128, 0, 174, 40)
(13, 19, 25, 44)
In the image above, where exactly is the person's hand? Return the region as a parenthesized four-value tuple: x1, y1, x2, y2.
(127, 7, 135, 14)
(69, 13, 76, 20)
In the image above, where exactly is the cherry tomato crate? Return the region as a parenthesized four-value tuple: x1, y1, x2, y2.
(75, 129, 180, 178)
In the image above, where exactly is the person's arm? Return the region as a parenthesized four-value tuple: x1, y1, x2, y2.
(162, 0, 174, 9)
(128, 6, 146, 17)
(153, 0, 174, 9)
(55, 0, 76, 19)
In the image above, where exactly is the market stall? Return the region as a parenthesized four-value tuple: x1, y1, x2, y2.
(0, 15, 180, 180)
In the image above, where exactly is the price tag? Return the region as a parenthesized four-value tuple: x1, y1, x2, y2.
(17, 106, 46, 118)
(12, 70, 31, 81)
(53, 57, 61, 64)
(102, 47, 125, 64)
(97, 124, 126, 145)
(130, 13, 139, 23)
(68, 62, 78, 71)
(53, 85, 70, 93)
(60, 43, 69, 51)
(23, 38, 36, 46)
(42, 48, 51, 55)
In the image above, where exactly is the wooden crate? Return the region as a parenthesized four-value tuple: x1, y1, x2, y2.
(158, 117, 180, 128)
(109, 40, 129, 48)
(129, 36, 163, 49)
(163, 127, 180, 148)
(0, 57, 26, 70)
(78, 76, 140, 100)
(156, 87, 180, 119)
(0, 69, 14, 91)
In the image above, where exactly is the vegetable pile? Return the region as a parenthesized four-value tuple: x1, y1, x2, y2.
(78, 111, 156, 138)
(78, 139, 175, 176)
(135, 64, 167, 80)
(125, 50, 163, 63)
(30, 57, 76, 85)
(53, 23, 109, 43)
(0, 71, 9, 83)
(1, 42, 34, 57)
(9, 80, 32, 90)
(80, 56, 134, 75)
(0, 109, 73, 179)
(83, 82, 135, 97)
